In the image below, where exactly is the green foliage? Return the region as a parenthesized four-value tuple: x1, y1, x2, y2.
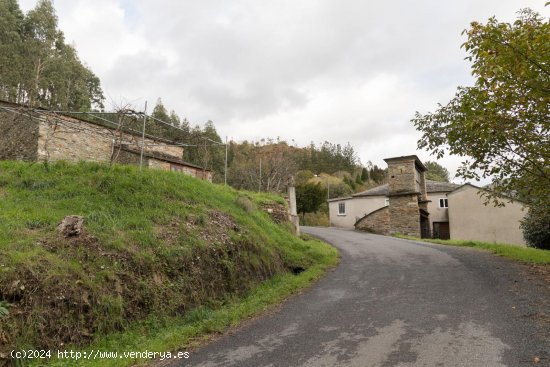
(521, 205, 550, 250)
(366, 162, 387, 184)
(294, 170, 314, 186)
(296, 141, 358, 176)
(342, 175, 356, 190)
(296, 182, 327, 219)
(0, 300, 10, 317)
(0, 0, 104, 110)
(227, 140, 298, 192)
(412, 9, 549, 207)
(184, 121, 225, 180)
(301, 211, 330, 227)
(360, 167, 368, 182)
(424, 161, 450, 182)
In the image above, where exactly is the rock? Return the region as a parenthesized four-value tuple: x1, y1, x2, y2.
(58, 215, 84, 237)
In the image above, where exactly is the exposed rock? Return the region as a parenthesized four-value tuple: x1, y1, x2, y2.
(58, 215, 84, 237)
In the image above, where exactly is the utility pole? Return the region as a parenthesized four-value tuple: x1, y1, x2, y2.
(224, 136, 228, 185)
(258, 158, 262, 192)
(139, 101, 147, 171)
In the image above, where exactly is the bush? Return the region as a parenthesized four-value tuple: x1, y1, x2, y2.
(521, 206, 550, 250)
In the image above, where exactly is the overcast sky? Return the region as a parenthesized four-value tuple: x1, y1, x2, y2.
(19, 0, 549, 181)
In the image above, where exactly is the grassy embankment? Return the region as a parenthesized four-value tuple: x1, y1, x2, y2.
(0, 161, 338, 366)
(394, 234, 550, 264)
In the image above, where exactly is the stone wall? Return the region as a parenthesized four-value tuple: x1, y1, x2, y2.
(386, 157, 417, 194)
(116, 149, 144, 165)
(37, 114, 184, 163)
(388, 194, 421, 237)
(148, 158, 171, 171)
(0, 110, 39, 161)
(355, 206, 390, 235)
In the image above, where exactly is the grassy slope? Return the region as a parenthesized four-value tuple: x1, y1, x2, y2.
(394, 234, 550, 264)
(0, 161, 338, 365)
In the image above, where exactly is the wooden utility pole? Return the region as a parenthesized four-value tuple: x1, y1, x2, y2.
(139, 101, 147, 171)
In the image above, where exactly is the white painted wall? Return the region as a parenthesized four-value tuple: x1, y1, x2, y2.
(328, 195, 387, 228)
(427, 192, 450, 228)
(447, 185, 527, 246)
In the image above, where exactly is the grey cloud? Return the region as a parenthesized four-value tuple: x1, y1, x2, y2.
(49, 0, 548, 176)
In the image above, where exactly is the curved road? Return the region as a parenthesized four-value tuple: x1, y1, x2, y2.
(176, 227, 549, 366)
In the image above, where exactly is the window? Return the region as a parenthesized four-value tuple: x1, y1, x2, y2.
(338, 202, 346, 215)
(439, 198, 448, 208)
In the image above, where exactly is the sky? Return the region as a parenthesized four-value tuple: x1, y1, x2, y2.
(19, 0, 550, 182)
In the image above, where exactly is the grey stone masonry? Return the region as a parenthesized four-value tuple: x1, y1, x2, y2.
(0, 100, 213, 181)
(0, 110, 39, 161)
(355, 206, 390, 235)
(384, 155, 428, 237)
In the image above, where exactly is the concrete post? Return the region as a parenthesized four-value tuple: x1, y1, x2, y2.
(288, 186, 300, 236)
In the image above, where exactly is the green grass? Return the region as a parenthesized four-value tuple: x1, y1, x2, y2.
(0, 160, 339, 365)
(393, 234, 550, 264)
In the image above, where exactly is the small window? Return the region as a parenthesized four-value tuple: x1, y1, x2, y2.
(338, 202, 346, 215)
(385, 198, 390, 206)
(439, 198, 448, 208)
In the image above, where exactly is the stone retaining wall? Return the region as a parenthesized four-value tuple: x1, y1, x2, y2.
(355, 206, 390, 235)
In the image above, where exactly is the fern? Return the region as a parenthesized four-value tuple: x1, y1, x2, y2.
(0, 301, 10, 317)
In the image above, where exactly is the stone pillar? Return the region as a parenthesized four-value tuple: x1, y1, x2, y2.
(288, 186, 300, 236)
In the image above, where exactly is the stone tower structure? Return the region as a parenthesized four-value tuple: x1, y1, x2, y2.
(384, 155, 431, 238)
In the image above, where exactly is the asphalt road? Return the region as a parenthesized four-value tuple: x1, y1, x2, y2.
(175, 227, 549, 367)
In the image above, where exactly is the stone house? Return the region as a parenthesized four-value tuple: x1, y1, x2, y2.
(0, 100, 212, 181)
(328, 155, 527, 246)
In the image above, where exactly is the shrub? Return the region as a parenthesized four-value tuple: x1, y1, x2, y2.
(521, 206, 550, 250)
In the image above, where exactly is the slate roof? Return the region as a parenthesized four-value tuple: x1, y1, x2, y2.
(352, 180, 460, 197)
(426, 180, 461, 192)
(352, 184, 390, 197)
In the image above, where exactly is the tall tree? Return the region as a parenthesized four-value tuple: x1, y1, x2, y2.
(412, 9, 549, 207)
(424, 161, 450, 182)
(0, 0, 104, 110)
(0, 0, 25, 102)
